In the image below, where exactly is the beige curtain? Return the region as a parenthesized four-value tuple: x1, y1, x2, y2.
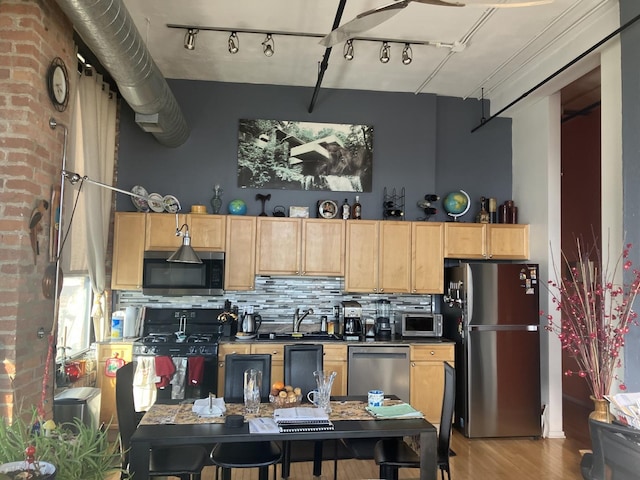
(65, 68, 117, 342)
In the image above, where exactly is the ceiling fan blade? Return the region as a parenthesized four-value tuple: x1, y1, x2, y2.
(415, 0, 552, 6)
(414, 0, 465, 6)
(319, 1, 410, 47)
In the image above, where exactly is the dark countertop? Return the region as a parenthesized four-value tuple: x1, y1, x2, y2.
(220, 335, 454, 345)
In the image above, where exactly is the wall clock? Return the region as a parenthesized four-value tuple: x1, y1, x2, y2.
(47, 57, 69, 112)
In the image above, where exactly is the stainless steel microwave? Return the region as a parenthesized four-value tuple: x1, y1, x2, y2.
(142, 251, 225, 296)
(400, 312, 443, 338)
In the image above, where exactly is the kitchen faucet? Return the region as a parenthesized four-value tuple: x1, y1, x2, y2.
(293, 308, 314, 333)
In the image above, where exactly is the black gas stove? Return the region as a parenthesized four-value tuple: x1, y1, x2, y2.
(133, 308, 226, 357)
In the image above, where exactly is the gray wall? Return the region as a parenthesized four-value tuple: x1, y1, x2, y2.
(117, 81, 512, 221)
(621, 0, 640, 390)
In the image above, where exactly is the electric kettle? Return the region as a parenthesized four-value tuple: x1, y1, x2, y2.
(242, 313, 262, 334)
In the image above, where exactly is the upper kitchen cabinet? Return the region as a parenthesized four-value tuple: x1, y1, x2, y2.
(145, 213, 226, 251)
(444, 223, 529, 260)
(225, 215, 256, 291)
(345, 220, 412, 293)
(256, 217, 345, 276)
(411, 222, 444, 294)
(111, 212, 145, 290)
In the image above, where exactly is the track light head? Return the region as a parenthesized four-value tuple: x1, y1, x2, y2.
(184, 28, 198, 50)
(402, 43, 413, 65)
(343, 39, 354, 61)
(380, 42, 390, 64)
(262, 34, 274, 57)
(228, 32, 239, 54)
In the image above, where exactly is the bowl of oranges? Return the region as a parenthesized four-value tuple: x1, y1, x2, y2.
(269, 381, 303, 408)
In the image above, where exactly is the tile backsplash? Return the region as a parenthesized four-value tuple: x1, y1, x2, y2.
(115, 276, 435, 327)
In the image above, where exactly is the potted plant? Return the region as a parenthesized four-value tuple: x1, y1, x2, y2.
(544, 236, 640, 421)
(0, 409, 120, 480)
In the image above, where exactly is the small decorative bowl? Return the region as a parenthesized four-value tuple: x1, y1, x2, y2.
(269, 393, 303, 408)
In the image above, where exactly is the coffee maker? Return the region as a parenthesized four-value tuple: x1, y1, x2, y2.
(341, 300, 363, 341)
(375, 299, 392, 339)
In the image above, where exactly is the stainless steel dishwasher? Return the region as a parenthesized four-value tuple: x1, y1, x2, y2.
(347, 345, 410, 402)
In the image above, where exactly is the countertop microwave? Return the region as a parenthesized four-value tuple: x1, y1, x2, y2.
(399, 312, 443, 338)
(142, 251, 225, 296)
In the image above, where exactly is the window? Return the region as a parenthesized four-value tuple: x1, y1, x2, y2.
(56, 274, 93, 362)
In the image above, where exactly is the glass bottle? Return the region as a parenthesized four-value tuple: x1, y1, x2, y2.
(477, 197, 490, 224)
(352, 195, 362, 220)
(342, 199, 351, 219)
(210, 184, 223, 214)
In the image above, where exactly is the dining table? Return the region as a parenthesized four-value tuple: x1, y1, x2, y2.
(129, 396, 438, 480)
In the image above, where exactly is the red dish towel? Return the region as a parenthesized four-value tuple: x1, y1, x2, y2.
(154, 355, 176, 388)
(188, 356, 205, 386)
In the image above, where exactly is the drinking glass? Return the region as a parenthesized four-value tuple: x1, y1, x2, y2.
(243, 368, 262, 414)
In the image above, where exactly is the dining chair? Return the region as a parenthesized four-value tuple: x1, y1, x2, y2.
(115, 362, 208, 480)
(373, 361, 456, 480)
(209, 353, 281, 480)
(281, 344, 327, 478)
(581, 417, 640, 480)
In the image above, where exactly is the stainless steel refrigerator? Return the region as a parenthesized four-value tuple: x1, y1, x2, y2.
(442, 262, 541, 438)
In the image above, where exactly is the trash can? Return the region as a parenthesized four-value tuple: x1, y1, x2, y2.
(53, 387, 101, 432)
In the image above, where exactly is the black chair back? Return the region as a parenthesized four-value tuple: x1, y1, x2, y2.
(284, 344, 324, 400)
(583, 417, 640, 480)
(438, 362, 456, 462)
(224, 354, 272, 403)
(115, 362, 139, 471)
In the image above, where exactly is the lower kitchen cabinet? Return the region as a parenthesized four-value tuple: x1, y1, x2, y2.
(410, 344, 455, 425)
(323, 344, 347, 396)
(96, 342, 133, 429)
(251, 343, 285, 387)
(216, 343, 252, 397)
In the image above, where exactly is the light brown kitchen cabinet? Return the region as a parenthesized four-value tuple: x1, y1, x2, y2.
(96, 342, 133, 429)
(410, 344, 455, 425)
(256, 217, 345, 276)
(344, 220, 379, 293)
(252, 343, 285, 387)
(444, 223, 529, 260)
(111, 212, 146, 290)
(145, 213, 226, 251)
(225, 216, 256, 291)
(412, 222, 444, 294)
(346, 220, 437, 294)
(323, 344, 347, 395)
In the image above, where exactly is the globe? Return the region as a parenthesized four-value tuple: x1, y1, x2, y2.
(228, 199, 247, 215)
(443, 190, 470, 221)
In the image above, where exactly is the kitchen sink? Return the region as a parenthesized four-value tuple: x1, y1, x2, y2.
(256, 332, 344, 342)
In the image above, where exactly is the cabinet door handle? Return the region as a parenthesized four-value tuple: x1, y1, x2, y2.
(411, 362, 416, 367)
(272, 350, 279, 355)
(219, 363, 224, 368)
(430, 351, 435, 356)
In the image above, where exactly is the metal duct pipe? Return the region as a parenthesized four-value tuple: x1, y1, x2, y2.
(55, 0, 190, 147)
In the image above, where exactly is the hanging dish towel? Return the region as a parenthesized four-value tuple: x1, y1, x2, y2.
(133, 356, 157, 412)
(154, 355, 176, 388)
(187, 356, 205, 386)
(171, 357, 187, 400)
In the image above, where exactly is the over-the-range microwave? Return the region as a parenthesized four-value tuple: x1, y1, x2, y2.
(142, 251, 225, 296)
(399, 311, 443, 338)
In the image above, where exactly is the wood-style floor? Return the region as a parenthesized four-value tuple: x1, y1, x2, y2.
(187, 427, 586, 480)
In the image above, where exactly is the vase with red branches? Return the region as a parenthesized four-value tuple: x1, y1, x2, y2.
(544, 236, 640, 420)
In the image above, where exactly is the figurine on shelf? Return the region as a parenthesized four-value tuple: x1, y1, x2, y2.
(210, 184, 223, 214)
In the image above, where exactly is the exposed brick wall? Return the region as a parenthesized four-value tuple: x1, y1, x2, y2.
(0, 0, 74, 419)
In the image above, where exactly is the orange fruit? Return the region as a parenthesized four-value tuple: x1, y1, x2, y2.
(272, 380, 285, 391)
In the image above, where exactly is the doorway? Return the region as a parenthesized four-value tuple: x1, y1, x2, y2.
(559, 66, 601, 445)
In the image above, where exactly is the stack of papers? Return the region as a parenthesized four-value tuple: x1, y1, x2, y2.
(273, 407, 334, 432)
(606, 392, 640, 429)
(365, 403, 423, 419)
(192, 397, 226, 417)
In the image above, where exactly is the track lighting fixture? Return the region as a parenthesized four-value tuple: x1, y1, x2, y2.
(379, 42, 390, 64)
(228, 32, 239, 54)
(402, 43, 413, 65)
(184, 28, 198, 50)
(262, 34, 274, 57)
(343, 39, 354, 61)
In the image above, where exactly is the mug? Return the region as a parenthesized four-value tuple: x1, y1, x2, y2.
(368, 389, 384, 407)
(307, 389, 330, 412)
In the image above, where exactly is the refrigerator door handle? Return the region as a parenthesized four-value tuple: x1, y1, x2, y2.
(468, 324, 539, 332)
(466, 264, 473, 325)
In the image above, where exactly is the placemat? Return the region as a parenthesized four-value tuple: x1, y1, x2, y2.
(140, 399, 406, 425)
